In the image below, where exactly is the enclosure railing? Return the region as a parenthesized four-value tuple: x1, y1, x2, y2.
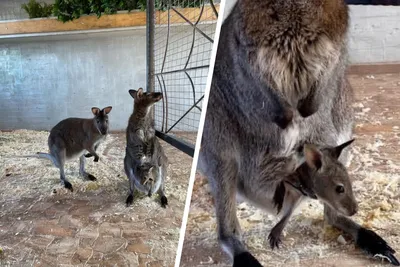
(147, 0, 219, 157)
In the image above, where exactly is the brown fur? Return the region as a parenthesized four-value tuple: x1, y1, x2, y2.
(241, 0, 348, 109)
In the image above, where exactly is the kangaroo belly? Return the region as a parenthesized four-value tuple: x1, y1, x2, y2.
(65, 149, 86, 160)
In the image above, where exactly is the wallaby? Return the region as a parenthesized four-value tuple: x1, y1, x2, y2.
(34, 106, 112, 192)
(124, 88, 168, 208)
(199, 0, 397, 266)
(265, 140, 356, 248)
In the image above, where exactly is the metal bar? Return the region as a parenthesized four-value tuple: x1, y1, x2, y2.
(160, 1, 171, 73)
(170, 7, 214, 43)
(183, 71, 198, 107)
(156, 75, 166, 132)
(184, 0, 205, 69)
(147, 0, 155, 93)
(166, 95, 204, 133)
(155, 130, 194, 157)
(160, 74, 169, 130)
(209, 0, 219, 18)
(155, 65, 209, 75)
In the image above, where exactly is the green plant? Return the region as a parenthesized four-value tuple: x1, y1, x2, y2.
(21, 0, 54, 19)
(24, 0, 204, 22)
(53, 0, 138, 22)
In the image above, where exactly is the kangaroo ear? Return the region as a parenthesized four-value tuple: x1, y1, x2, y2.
(91, 107, 100, 116)
(103, 106, 112, 114)
(129, 88, 144, 99)
(303, 144, 322, 170)
(329, 139, 355, 159)
(129, 89, 137, 99)
(137, 88, 144, 98)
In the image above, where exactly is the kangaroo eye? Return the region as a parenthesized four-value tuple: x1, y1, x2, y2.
(336, 185, 345, 194)
(96, 119, 100, 123)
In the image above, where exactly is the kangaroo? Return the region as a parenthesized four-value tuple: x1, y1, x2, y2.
(237, 140, 356, 249)
(199, 0, 397, 266)
(35, 106, 112, 192)
(124, 88, 168, 208)
(233, 140, 398, 267)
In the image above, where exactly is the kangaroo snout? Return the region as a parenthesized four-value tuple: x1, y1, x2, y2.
(100, 128, 108, 135)
(153, 92, 163, 101)
(343, 202, 358, 217)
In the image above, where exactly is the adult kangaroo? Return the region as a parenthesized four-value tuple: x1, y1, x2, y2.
(198, 0, 398, 266)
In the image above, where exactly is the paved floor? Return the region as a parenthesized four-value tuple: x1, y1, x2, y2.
(0, 132, 192, 267)
(180, 73, 400, 267)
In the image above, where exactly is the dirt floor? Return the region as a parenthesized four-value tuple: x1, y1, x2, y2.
(180, 73, 400, 267)
(0, 132, 192, 267)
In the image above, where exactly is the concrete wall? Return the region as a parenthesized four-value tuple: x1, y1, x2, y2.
(222, 0, 400, 64)
(0, 24, 215, 132)
(0, 30, 147, 131)
(0, 0, 54, 21)
(348, 5, 400, 63)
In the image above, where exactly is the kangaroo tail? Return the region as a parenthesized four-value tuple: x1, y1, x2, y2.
(35, 152, 58, 166)
(6, 152, 58, 167)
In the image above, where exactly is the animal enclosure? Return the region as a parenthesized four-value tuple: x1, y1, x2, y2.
(0, 1, 218, 264)
(148, 0, 219, 156)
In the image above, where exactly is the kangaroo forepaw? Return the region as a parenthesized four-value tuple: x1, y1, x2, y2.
(160, 196, 168, 208)
(268, 231, 282, 250)
(233, 252, 263, 267)
(356, 228, 399, 266)
(64, 181, 73, 192)
(94, 156, 99, 162)
(126, 194, 134, 207)
(85, 153, 93, 158)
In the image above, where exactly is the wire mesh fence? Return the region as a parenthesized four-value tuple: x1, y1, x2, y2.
(149, 0, 219, 156)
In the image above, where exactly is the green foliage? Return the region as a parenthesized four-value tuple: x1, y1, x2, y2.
(23, 0, 203, 22)
(136, 0, 202, 11)
(53, 0, 140, 22)
(21, 0, 54, 19)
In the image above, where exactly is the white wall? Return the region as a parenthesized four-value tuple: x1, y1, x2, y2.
(222, 0, 400, 64)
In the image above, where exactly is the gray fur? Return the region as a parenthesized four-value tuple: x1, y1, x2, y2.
(37, 106, 112, 191)
(199, 0, 398, 266)
(124, 88, 168, 208)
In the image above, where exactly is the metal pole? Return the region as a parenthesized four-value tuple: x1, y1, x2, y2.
(146, 0, 155, 93)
